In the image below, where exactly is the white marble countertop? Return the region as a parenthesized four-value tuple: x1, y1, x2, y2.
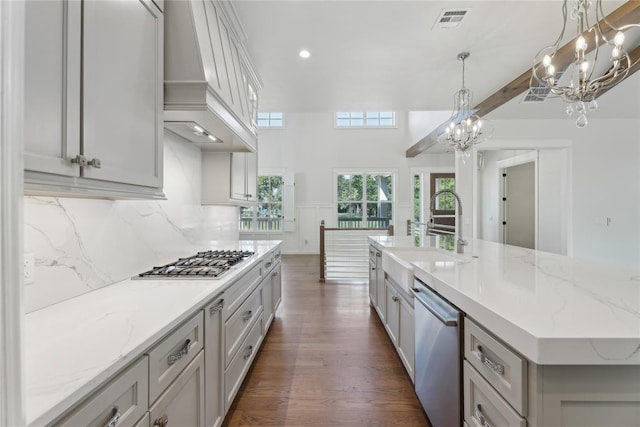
(24, 240, 281, 427)
(369, 236, 640, 366)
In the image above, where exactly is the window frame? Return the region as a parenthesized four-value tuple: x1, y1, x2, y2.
(334, 111, 397, 129)
(334, 168, 397, 229)
(257, 112, 285, 129)
(240, 172, 285, 232)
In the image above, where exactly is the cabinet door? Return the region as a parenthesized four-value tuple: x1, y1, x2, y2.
(204, 298, 224, 427)
(24, 0, 80, 177)
(271, 263, 282, 313)
(82, 0, 163, 188)
(230, 153, 246, 200)
(262, 274, 274, 333)
(149, 352, 205, 427)
(385, 281, 399, 346)
(375, 267, 386, 323)
(368, 257, 377, 306)
(245, 151, 257, 202)
(398, 297, 415, 382)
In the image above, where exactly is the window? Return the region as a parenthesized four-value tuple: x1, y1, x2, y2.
(257, 112, 284, 128)
(335, 111, 395, 128)
(240, 175, 283, 231)
(412, 170, 455, 250)
(337, 173, 393, 228)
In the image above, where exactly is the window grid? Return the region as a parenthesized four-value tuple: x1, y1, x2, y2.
(335, 111, 395, 128)
(257, 112, 284, 128)
(337, 173, 393, 229)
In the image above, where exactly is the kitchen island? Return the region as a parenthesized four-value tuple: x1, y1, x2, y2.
(370, 235, 640, 426)
(24, 240, 281, 427)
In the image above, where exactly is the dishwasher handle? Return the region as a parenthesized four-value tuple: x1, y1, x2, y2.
(411, 285, 460, 327)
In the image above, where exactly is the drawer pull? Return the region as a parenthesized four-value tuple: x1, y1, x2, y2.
(104, 406, 121, 427)
(243, 310, 253, 322)
(475, 345, 505, 376)
(391, 295, 399, 302)
(474, 404, 494, 427)
(244, 345, 254, 360)
(275, 253, 281, 259)
(272, 271, 278, 277)
(265, 261, 273, 268)
(168, 339, 194, 366)
(210, 299, 224, 315)
(153, 414, 169, 427)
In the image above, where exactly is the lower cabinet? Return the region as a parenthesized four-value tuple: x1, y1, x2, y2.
(204, 296, 225, 427)
(383, 277, 415, 382)
(271, 263, 282, 313)
(54, 356, 149, 427)
(149, 351, 205, 427)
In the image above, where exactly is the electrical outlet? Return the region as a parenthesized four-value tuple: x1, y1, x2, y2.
(23, 253, 35, 285)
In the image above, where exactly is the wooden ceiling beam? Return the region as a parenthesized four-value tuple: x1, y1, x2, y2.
(406, 1, 640, 158)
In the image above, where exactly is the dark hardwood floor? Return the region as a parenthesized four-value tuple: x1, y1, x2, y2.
(223, 255, 431, 426)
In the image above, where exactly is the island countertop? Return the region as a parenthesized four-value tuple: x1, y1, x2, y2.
(369, 236, 640, 365)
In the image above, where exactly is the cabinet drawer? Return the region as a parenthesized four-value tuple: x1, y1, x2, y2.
(223, 261, 262, 321)
(465, 317, 527, 415)
(148, 312, 204, 403)
(464, 361, 526, 427)
(55, 356, 148, 427)
(225, 285, 263, 367)
(224, 313, 264, 412)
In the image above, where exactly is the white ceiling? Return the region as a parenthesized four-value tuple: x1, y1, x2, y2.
(233, 0, 640, 119)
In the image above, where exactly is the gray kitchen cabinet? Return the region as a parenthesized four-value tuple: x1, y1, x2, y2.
(204, 296, 224, 427)
(149, 351, 205, 427)
(231, 152, 257, 202)
(464, 316, 640, 427)
(384, 279, 399, 347)
(201, 151, 257, 205)
(24, 0, 164, 199)
(368, 247, 378, 307)
(54, 357, 149, 427)
(397, 294, 414, 382)
(271, 262, 282, 313)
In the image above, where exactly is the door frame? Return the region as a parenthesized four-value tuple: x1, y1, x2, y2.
(496, 151, 538, 249)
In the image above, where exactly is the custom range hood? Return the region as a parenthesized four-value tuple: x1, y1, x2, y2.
(164, 0, 261, 152)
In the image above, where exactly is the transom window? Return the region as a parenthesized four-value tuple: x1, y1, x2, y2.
(257, 112, 284, 128)
(337, 173, 393, 228)
(335, 111, 395, 128)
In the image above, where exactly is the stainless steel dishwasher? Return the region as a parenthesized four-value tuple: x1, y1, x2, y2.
(412, 278, 462, 427)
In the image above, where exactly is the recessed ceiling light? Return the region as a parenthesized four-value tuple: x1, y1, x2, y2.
(299, 49, 311, 59)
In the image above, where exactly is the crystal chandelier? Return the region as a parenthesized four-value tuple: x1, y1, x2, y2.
(443, 52, 490, 157)
(531, 0, 632, 128)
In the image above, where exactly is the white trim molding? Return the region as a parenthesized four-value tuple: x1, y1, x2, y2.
(0, 0, 25, 424)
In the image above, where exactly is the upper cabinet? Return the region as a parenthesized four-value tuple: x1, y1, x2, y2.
(163, 0, 261, 152)
(24, 0, 164, 199)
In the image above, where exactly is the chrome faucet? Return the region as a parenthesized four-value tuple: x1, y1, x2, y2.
(428, 189, 468, 254)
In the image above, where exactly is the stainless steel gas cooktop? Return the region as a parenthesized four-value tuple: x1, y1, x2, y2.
(136, 250, 255, 279)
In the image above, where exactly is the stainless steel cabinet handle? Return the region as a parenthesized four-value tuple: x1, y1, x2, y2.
(371, 267, 376, 271)
(391, 295, 399, 302)
(275, 253, 281, 259)
(242, 310, 253, 322)
(89, 158, 101, 168)
(168, 339, 194, 365)
(272, 271, 278, 277)
(153, 414, 169, 427)
(243, 345, 254, 360)
(474, 345, 505, 375)
(210, 299, 224, 315)
(265, 261, 272, 268)
(71, 154, 88, 167)
(104, 406, 121, 427)
(474, 404, 494, 427)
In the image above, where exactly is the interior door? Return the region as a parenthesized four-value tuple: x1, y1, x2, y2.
(503, 162, 535, 249)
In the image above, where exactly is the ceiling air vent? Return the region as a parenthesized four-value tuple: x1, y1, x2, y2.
(521, 68, 567, 103)
(433, 8, 470, 29)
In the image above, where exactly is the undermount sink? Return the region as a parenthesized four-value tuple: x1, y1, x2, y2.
(381, 247, 467, 293)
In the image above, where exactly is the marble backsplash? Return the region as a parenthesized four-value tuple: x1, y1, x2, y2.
(24, 132, 239, 313)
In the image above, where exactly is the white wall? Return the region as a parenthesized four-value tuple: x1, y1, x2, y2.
(23, 131, 239, 312)
(465, 118, 640, 266)
(258, 111, 454, 253)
